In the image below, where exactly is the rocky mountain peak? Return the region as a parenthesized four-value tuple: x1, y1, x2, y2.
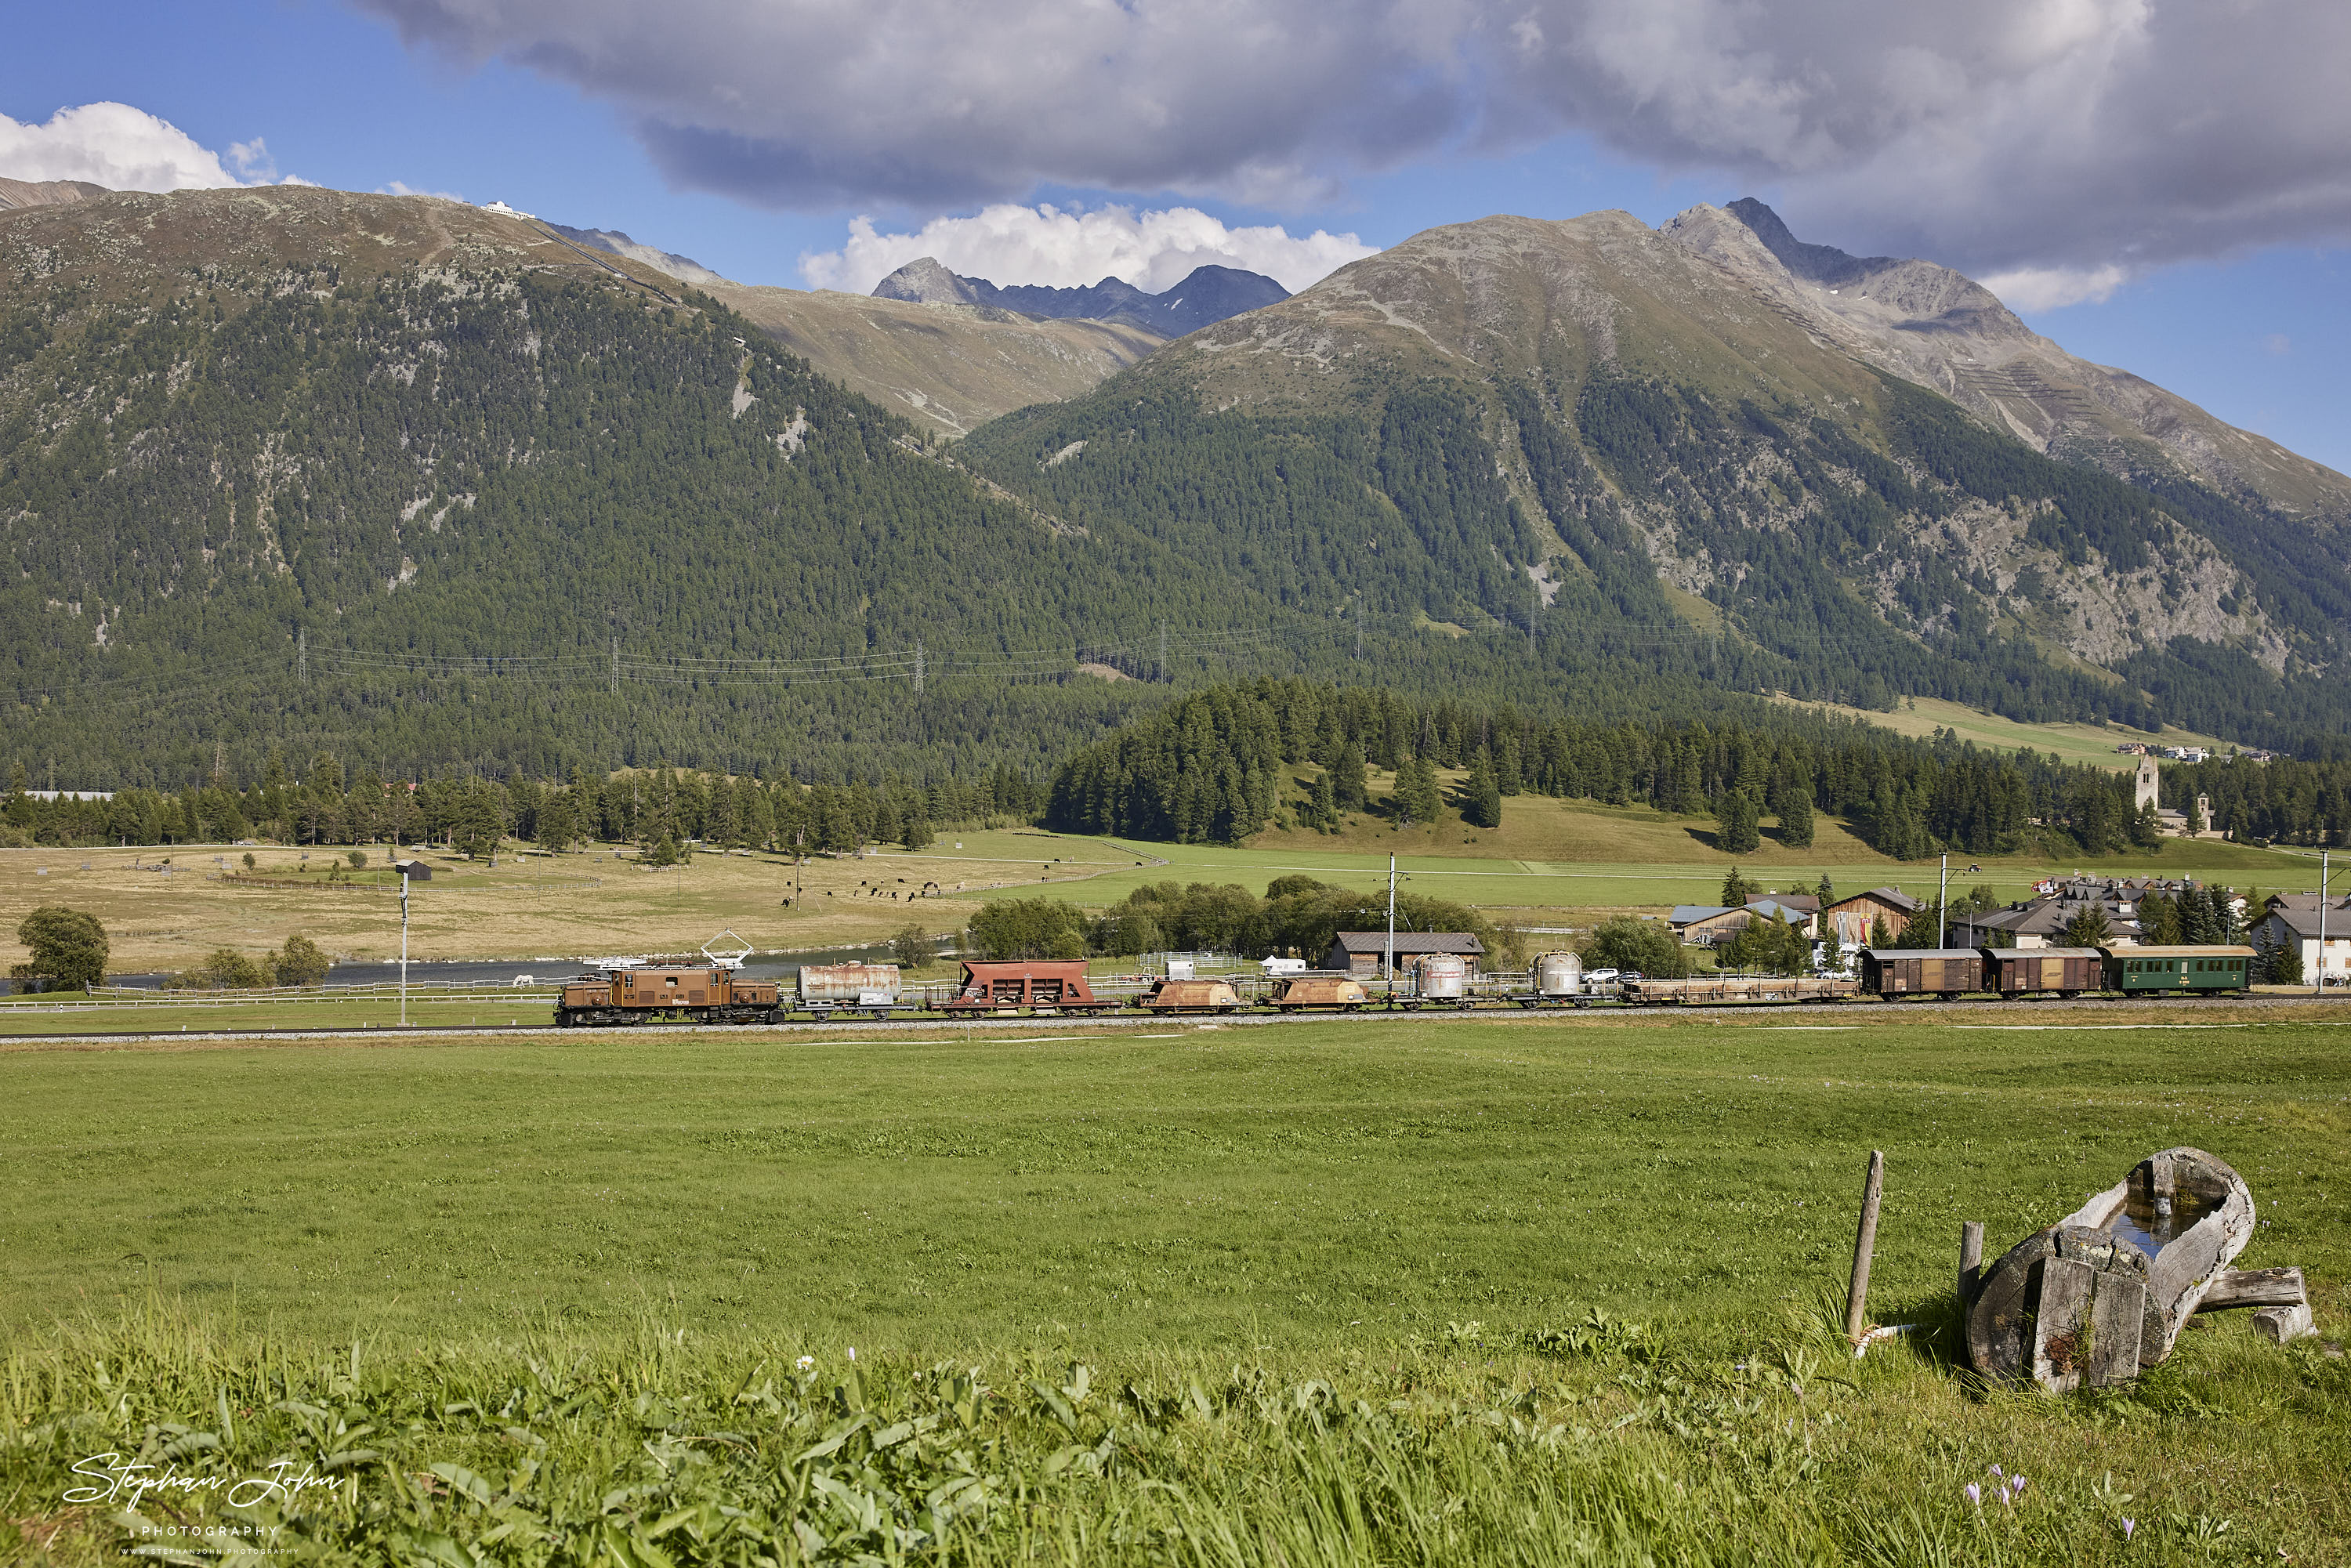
(1721, 197, 1898, 286)
(871, 256, 988, 306)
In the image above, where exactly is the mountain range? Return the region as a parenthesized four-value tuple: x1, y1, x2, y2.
(2, 177, 2347, 791)
(871, 256, 1289, 337)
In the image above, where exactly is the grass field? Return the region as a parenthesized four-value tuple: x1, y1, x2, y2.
(1773, 694, 2241, 773)
(0, 831, 1150, 973)
(2, 1010, 2345, 1562)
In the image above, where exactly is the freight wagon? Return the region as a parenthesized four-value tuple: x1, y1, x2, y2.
(1617, 974, 1861, 1006)
(1983, 947, 2102, 996)
(1859, 948, 1988, 998)
(942, 959, 1119, 1014)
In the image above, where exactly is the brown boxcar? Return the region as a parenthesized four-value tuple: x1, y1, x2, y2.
(1134, 977, 1244, 1013)
(1860, 948, 1987, 998)
(942, 960, 1117, 1013)
(1266, 973, 1370, 1011)
(1983, 947, 2103, 995)
(556, 965, 781, 1027)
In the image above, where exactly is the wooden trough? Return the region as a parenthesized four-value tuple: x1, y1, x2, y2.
(1965, 1146, 2311, 1392)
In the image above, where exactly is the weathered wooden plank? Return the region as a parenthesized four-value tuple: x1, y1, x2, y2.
(1959, 1220, 1984, 1307)
(2033, 1256, 2097, 1392)
(2195, 1266, 2307, 1312)
(2088, 1274, 2148, 1389)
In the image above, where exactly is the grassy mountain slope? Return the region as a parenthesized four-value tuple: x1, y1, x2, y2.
(0, 187, 1213, 786)
(707, 282, 1165, 436)
(961, 211, 2351, 745)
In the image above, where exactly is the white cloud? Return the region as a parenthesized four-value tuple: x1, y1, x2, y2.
(0, 102, 238, 190)
(350, 1, 2351, 281)
(2264, 333, 2291, 356)
(383, 179, 467, 201)
(0, 103, 305, 192)
(799, 204, 1377, 295)
(1980, 263, 2132, 313)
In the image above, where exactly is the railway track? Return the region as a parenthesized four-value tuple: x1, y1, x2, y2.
(2, 990, 2338, 1047)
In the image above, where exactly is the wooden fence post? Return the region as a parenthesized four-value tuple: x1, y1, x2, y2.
(1958, 1221, 1984, 1306)
(1845, 1150, 1886, 1342)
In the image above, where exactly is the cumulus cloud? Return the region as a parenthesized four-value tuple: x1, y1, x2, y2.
(1, 102, 241, 190)
(0, 103, 304, 192)
(1980, 263, 2131, 313)
(799, 204, 1377, 295)
(352, 0, 2351, 282)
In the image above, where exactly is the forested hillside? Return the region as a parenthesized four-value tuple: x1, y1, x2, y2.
(963, 213, 2351, 750)
(1041, 679, 2351, 856)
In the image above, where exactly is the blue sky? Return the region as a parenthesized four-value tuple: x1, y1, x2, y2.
(9, 0, 2346, 474)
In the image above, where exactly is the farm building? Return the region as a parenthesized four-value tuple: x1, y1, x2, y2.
(1670, 897, 1819, 947)
(1322, 932, 1485, 977)
(1820, 888, 1922, 949)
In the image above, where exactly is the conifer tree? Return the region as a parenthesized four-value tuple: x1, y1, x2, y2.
(1464, 748, 1502, 829)
(1716, 790, 1761, 854)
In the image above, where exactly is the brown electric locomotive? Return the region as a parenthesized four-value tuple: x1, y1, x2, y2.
(556, 961, 782, 1027)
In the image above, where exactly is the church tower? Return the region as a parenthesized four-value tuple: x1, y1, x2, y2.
(2134, 754, 2160, 813)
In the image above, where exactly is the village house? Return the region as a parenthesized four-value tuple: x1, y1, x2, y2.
(1321, 931, 1485, 977)
(1948, 875, 2222, 950)
(1818, 888, 1922, 950)
(2250, 894, 2351, 986)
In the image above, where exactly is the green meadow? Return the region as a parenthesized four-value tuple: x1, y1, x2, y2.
(3, 1012, 2346, 1561)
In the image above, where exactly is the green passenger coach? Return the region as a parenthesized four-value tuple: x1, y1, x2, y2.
(2102, 945, 2255, 994)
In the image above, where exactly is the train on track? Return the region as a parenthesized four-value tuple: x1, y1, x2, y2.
(552, 941, 2259, 1027)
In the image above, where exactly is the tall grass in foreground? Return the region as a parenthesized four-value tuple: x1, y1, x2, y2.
(5, 1297, 2344, 1565)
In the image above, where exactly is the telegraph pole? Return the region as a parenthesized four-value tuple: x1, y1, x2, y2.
(399, 864, 411, 1027)
(610, 636, 619, 696)
(915, 639, 926, 696)
(1386, 853, 1398, 1009)
(2320, 849, 2331, 997)
(297, 626, 306, 684)
(1158, 621, 1168, 683)
(1938, 853, 1949, 946)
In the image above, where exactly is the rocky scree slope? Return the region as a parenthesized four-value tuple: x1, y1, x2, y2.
(1666, 200, 2351, 527)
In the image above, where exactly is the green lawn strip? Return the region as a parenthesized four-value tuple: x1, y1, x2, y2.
(1, 1015, 2343, 1562)
(0, 998, 562, 1037)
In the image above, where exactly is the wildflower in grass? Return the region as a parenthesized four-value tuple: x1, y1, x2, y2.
(795, 1355, 814, 1371)
(1965, 1483, 1981, 1507)
(847, 1346, 857, 1360)
(2122, 1518, 2135, 1541)
(2011, 1475, 2027, 1497)
(1990, 1465, 2004, 1479)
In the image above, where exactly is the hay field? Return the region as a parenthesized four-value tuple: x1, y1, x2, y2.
(0, 831, 1151, 972)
